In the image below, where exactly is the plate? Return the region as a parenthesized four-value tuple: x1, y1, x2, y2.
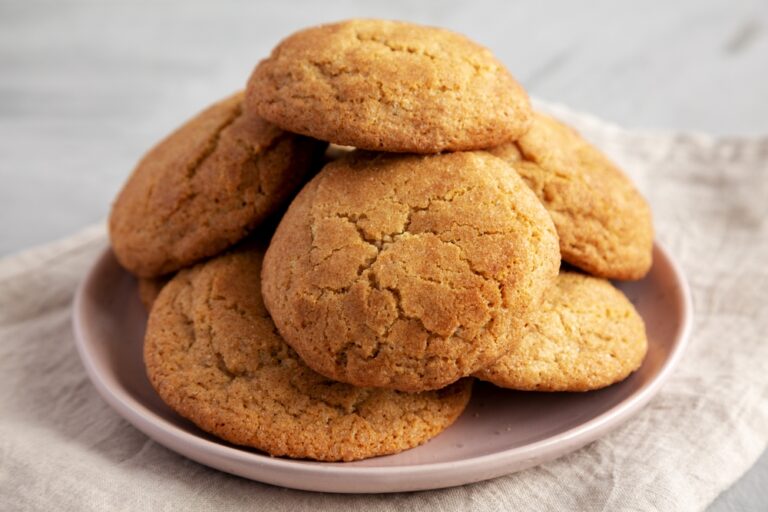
(72, 242, 691, 493)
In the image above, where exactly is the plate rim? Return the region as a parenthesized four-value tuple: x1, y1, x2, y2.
(72, 241, 692, 493)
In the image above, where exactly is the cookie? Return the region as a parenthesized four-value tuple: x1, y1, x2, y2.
(144, 246, 472, 462)
(475, 272, 647, 391)
(137, 276, 170, 311)
(109, 92, 326, 278)
(246, 19, 532, 153)
(488, 113, 653, 280)
(262, 151, 560, 392)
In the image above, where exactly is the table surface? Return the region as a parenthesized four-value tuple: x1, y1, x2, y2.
(1, 1, 766, 509)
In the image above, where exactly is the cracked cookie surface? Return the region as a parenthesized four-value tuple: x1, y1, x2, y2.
(109, 92, 326, 278)
(475, 272, 647, 391)
(144, 246, 472, 461)
(489, 112, 653, 280)
(246, 19, 532, 153)
(262, 151, 560, 392)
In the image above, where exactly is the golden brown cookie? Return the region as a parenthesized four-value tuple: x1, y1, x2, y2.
(475, 272, 647, 391)
(137, 276, 170, 311)
(109, 92, 326, 278)
(246, 19, 532, 153)
(262, 151, 560, 392)
(488, 112, 653, 280)
(144, 246, 472, 462)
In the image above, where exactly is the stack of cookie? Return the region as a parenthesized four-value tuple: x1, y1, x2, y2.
(109, 19, 653, 462)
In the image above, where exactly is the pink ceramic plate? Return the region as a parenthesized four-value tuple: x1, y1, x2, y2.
(72, 242, 691, 493)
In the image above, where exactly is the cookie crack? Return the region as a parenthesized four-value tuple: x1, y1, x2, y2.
(306, 59, 395, 107)
(233, 131, 288, 200)
(145, 103, 245, 227)
(284, 377, 368, 417)
(186, 103, 244, 180)
(292, 165, 556, 382)
(172, 275, 197, 354)
(309, 213, 381, 274)
(313, 185, 475, 291)
(214, 351, 237, 381)
(307, 59, 354, 79)
(203, 276, 240, 383)
(511, 140, 643, 252)
(353, 30, 497, 78)
(334, 212, 382, 247)
(399, 186, 473, 234)
(370, 270, 443, 340)
(312, 183, 505, 338)
(354, 31, 439, 61)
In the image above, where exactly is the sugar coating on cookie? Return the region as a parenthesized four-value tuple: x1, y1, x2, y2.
(144, 247, 472, 462)
(246, 19, 532, 153)
(109, 92, 326, 278)
(261, 151, 560, 392)
(489, 112, 653, 280)
(475, 272, 648, 391)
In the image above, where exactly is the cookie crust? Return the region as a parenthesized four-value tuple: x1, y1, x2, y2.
(475, 272, 648, 391)
(246, 19, 532, 153)
(262, 151, 560, 392)
(489, 112, 653, 280)
(109, 92, 326, 278)
(144, 247, 472, 462)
